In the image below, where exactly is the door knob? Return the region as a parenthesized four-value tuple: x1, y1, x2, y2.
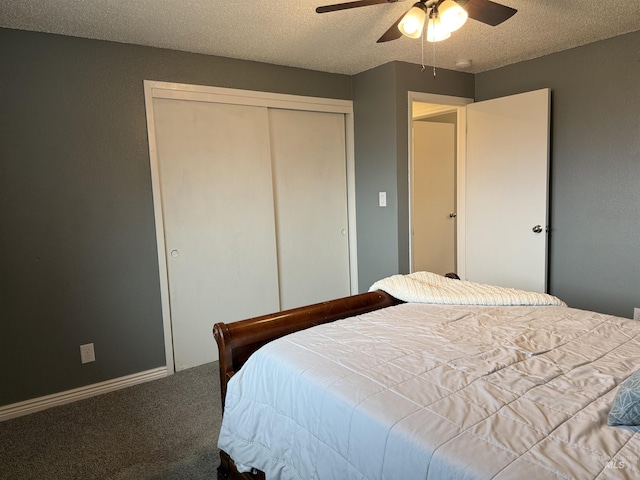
(449, 212, 457, 218)
(170, 249, 180, 258)
(532, 225, 543, 233)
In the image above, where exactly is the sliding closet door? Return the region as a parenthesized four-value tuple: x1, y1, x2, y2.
(269, 109, 351, 309)
(153, 99, 280, 370)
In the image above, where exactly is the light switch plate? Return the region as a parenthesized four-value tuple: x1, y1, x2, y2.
(379, 192, 387, 207)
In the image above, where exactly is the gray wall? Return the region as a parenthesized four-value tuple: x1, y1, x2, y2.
(353, 62, 474, 292)
(0, 28, 351, 406)
(2, 24, 638, 408)
(475, 30, 640, 318)
(352, 63, 400, 292)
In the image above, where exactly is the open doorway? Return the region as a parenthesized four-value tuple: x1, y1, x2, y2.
(411, 108, 457, 275)
(408, 92, 472, 278)
(409, 89, 550, 291)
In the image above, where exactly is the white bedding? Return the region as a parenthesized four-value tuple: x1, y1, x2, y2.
(218, 303, 640, 479)
(370, 271, 566, 306)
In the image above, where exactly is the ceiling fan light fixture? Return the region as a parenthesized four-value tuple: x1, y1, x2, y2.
(439, 0, 468, 32)
(426, 9, 451, 42)
(398, 2, 428, 39)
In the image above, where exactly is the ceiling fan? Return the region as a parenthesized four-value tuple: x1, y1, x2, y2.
(316, 0, 517, 43)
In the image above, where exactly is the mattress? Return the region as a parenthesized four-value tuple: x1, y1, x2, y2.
(218, 303, 640, 479)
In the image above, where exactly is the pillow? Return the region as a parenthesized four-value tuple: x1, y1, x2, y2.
(608, 369, 640, 426)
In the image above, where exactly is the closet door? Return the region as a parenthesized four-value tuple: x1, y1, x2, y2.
(269, 109, 351, 309)
(153, 98, 280, 370)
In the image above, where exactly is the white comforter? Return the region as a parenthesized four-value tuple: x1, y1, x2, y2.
(218, 303, 640, 479)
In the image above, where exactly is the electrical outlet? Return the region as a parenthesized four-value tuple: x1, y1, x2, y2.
(634, 308, 640, 321)
(80, 343, 96, 364)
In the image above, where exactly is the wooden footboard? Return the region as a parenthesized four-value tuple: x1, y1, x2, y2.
(213, 289, 401, 408)
(213, 290, 401, 480)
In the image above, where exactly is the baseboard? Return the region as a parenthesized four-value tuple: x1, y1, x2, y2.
(0, 366, 169, 422)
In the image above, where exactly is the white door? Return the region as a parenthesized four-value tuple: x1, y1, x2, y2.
(153, 98, 281, 370)
(465, 89, 551, 292)
(269, 109, 351, 309)
(411, 121, 456, 274)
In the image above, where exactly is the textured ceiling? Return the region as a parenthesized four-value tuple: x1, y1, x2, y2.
(1, 0, 639, 75)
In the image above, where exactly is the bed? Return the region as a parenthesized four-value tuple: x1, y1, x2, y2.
(213, 272, 640, 479)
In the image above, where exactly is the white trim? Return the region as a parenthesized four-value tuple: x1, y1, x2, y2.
(144, 81, 175, 374)
(0, 367, 168, 422)
(456, 106, 468, 280)
(345, 112, 359, 293)
(409, 92, 472, 108)
(143, 81, 358, 368)
(407, 91, 473, 279)
(146, 81, 353, 113)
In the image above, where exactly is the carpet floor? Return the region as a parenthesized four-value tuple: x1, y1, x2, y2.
(0, 362, 222, 479)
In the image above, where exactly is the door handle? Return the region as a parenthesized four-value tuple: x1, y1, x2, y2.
(532, 225, 543, 234)
(449, 212, 457, 218)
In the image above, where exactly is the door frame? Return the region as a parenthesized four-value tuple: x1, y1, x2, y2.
(407, 92, 473, 279)
(143, 80, 357, 373)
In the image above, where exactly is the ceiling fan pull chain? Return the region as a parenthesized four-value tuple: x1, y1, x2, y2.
(433, 38, 437, 77)
(421, 25, 426, 71)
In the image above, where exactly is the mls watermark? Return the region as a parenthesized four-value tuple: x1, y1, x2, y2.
(593, 453, 639, 470)
(605, 460, 626, 470)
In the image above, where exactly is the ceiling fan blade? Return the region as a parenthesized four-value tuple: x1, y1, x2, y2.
(462, 0, 516, 26)
(376, 12, 406, 43)
(316, 0, 403, 14)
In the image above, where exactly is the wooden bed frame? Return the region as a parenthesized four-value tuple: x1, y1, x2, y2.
(212, 290, 400, 479)
(212, 274, 458, 480)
